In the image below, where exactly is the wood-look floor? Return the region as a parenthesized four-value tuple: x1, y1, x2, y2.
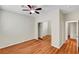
(0, 35, 78, 54)
(78, 48, 79, 53)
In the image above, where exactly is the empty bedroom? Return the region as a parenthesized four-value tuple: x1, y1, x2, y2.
(0, 5, 78, 54)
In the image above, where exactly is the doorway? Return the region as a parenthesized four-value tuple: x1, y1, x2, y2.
(38, 22, 42, 39)
(68, 22, 77, 39)
(65, 21, 78, 40)
(65, 20, 78, 52)
(78, 20, 79, 51)
(37, 21, 51, 40)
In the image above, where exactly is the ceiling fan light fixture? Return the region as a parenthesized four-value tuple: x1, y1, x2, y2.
(22, 5, 42, 14)
(30, 10, 35, 13)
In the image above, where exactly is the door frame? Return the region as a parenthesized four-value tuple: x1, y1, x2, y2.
(65, 20, 78, 51)
(36, 20, 52, 39)
(65, 20, 78, 40)
(78, 20, 79, 51)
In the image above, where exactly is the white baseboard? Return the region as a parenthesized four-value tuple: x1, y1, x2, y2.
(51, 40, 66, 49)
(0, 38, 36, 49)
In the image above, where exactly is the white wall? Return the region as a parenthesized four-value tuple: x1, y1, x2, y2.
(78, 20, 79, 47)
(64, 12, 79, 47)
(0, 10, 35, 48)
(64, 12, 79, 21)
(51, 10, 65, 48)
(35, 10, 54, 39)
(69, 22, 77, 39)
(39, 22, 49, 37)
(51, 9, 60, 48)
(59, 10, 65, 47)
(35, 9, 64, 48)
(0, 11, 2, 35)
(48, 21, 51, 35)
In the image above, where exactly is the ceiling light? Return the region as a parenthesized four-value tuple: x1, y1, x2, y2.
(30, 10, 35, 13)
(22, 5, 42, 14)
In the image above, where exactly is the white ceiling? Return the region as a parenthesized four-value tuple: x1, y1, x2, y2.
(0, 5, 79, 17)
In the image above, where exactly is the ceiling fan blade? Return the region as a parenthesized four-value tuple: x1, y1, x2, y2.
(35, 11, 40, 14)
(27, 5, 31, 9)
(35, 8, 42, 10)
(22, 9, 29, 11)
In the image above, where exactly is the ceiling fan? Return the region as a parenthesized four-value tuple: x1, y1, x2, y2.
(22, 5, 42, 14)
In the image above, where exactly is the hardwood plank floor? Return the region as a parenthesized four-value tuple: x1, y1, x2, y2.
(0, 35, 78, 54)
(57, 39, 77, 54)
(78, 48, 79, 53)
